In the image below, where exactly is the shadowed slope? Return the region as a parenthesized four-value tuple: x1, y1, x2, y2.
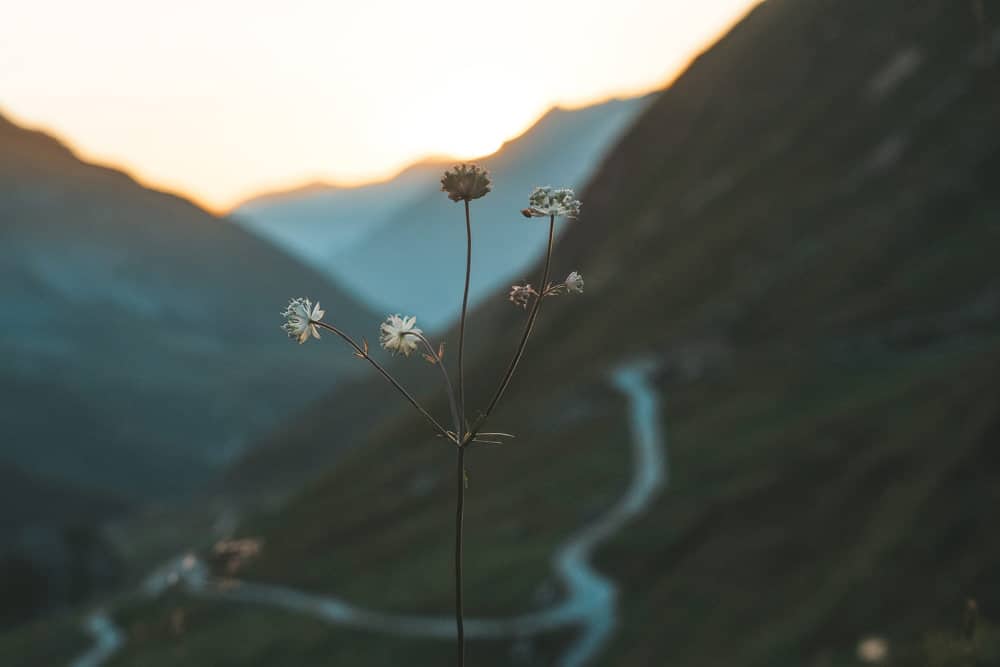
(0, 114, 380, 500)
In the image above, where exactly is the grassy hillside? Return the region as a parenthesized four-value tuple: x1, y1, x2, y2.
(0, 612, 90, 667)
(70, 0, 1000, 664)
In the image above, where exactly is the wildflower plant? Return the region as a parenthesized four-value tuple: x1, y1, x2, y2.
(281, 164, 584, 666)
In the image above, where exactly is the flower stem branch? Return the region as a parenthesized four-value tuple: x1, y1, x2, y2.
(404, 331, 463, 444)
(313, 321, 455, 443)
(467, 214, 556, 442)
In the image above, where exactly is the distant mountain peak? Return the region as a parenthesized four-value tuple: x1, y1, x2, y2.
(232, 92, 653, 330)
(0, 109, 76, 159)
(232, 94, 654, 214)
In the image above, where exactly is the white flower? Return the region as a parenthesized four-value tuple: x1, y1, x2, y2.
(565, 271, 584, 294)
(379, 314, 422, 357)
(281, 297, 324, 344)
(522, 186, 582, 219)
(857, 637, 889, 664)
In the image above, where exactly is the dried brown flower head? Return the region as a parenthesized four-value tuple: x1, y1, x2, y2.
(441, 163, 492, 202)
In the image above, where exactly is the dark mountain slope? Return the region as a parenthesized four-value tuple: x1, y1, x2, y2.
(0, 462, 123, 628)
(0, 114, 379, 500)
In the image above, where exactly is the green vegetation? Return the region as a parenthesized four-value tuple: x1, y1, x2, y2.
(239, 392, 629, 615)
(602, 337, 1000, 666)
(891, 606, 1000, 667)
(0, 612, 90, 667)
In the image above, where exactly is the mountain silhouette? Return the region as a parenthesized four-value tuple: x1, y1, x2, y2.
(0, 113, 379, 501)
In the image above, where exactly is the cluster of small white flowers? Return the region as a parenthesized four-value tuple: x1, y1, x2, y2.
(379, 314, 422, 356)
(523, 186, 582, 219)
(281, 297, 324, 344)
(283, 181, 585, 354)
(564, 271, 584, 294)
(508, 283, 535, 308)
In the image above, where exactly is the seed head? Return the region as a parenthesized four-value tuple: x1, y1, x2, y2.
(441, 164, 492, 202)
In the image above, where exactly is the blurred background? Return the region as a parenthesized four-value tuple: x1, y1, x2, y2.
(1, 0, 998, 665)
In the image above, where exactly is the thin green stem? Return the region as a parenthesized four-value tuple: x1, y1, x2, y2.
(313, 321, 454, 443)
(457, 200, 473, 435)
(454, 445, 466, 667)
(405, 331, 462, 443)
(453, 201, 474, 667)
(404, 330, 467, 666)
(466, 215, 556, 443)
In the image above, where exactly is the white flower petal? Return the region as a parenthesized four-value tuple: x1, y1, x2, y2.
(281, 297, 325, 344)
(378, 314, 421, 356)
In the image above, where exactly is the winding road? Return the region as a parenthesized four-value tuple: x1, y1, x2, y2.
(69, 611, 124, 667)
(72, 361, 667, 666)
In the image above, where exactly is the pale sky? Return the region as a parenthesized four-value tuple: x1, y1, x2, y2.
(1, 0, 757, 211)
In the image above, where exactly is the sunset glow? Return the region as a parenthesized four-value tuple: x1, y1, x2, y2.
(1, 0, 758, 211)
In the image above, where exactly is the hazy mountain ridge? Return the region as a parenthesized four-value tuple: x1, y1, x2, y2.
(233, 159, 450, 270)
(233, 96, 652, 329)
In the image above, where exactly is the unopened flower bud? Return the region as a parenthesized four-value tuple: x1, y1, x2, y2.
(524, 186, 582, 219)
(508, 283, 534, 309)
